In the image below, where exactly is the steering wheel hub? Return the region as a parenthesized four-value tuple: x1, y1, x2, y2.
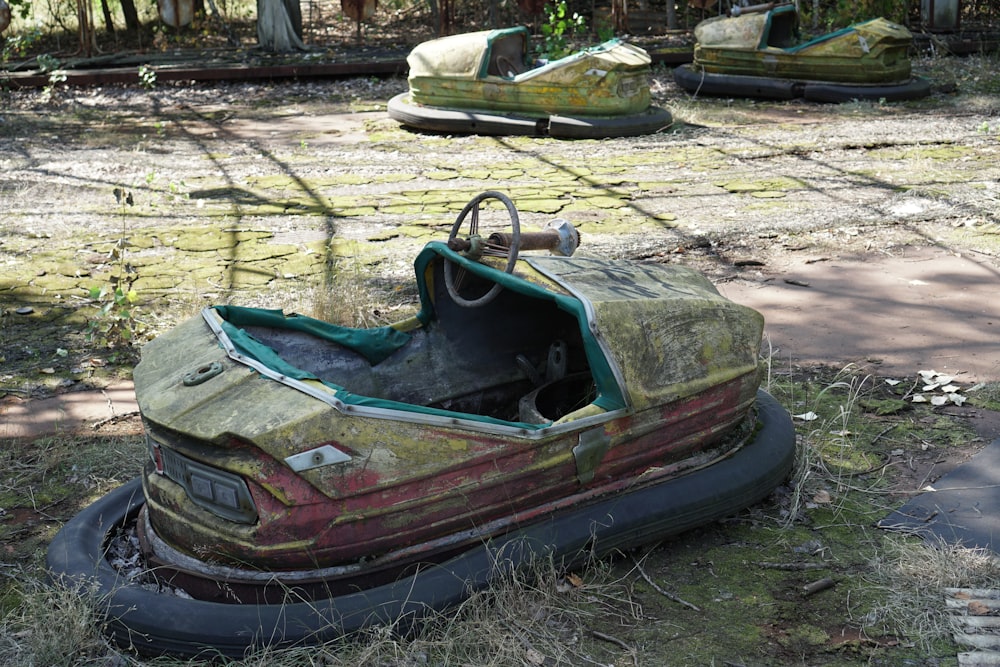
(443, 191, 521, 308)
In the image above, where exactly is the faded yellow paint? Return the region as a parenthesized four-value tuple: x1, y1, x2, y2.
(407, 31, 654, 117)
(553, 403, 608, 425)
(693, 14, 913, 84)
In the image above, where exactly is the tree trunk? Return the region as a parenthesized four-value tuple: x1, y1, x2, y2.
(425, 0, 439, 32)
(611, 0, 627, 32)
(120, 0, 141, 31)
(100, 0, 115, 33)
(257, 0, 306, 51)
(77, 0, 97, 56)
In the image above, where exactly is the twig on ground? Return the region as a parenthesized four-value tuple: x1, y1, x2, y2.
(590, 629, 639, 667)
(631, 554, 701, 612)
(91, 410, 141, 430)
(870, 423, 898, 447)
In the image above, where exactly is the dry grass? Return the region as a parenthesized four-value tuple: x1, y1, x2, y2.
(867, 537, 1000, 652)
(6, 554, 642, 667)
(307, 256, 418, 329)
(0, 574, 116, 667)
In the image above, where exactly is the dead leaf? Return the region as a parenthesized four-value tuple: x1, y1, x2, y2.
(525, 648, 545, 665)
(39, 367, 56, 374)
(968, 600, 991, 615)
(556, 572, 584, 593)
(813, 490, 832, 504)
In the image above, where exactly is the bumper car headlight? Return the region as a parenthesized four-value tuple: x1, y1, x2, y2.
(618, 77, 640, 98)
(147, 435, 258, 524)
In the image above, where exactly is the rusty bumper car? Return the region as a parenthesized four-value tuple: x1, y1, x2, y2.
(673, 2, 930, 102)
(387, 27, 673, 137)
(48, 192, 795, 658)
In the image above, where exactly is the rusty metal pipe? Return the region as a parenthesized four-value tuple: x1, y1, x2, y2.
(490, 219, 580, 257)
(450, 220, 579, 258)
(730, 2, 788, 17)
(488, 230, 560, 252)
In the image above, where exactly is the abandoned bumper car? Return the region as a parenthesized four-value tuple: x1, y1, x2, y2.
(673, 2, 930, 102)
(48, 192, 795, 658)
(387, 27, 673, 137)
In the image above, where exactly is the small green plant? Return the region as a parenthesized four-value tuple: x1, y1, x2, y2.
(35, 53, 65, 104)
(35, 52, 59, 72)
(594, 16, 615, 43)
(138, 64, 157, 89)
(0, 26, 41, 62)
(538, 0, 586, 61)
(85, 188, 145, 354)
(39, 67, 66, 104)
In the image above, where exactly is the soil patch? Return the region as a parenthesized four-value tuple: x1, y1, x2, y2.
(0, 381, 141, 439)
(722, 245, 1000, 382)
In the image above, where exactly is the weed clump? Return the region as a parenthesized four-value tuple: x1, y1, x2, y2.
(84, 188, 147, 360)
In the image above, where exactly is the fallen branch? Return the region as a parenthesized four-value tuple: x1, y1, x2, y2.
(802, 577, 837, 597)
(754, 561, 827, 571)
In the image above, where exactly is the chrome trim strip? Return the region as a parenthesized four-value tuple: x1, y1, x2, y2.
(200, 308, 624, 440)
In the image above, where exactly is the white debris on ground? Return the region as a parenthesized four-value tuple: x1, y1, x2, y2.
(887, 369, 970, 406)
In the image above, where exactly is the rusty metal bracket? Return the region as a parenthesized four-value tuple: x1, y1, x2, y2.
(573, 428, 611, 484)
